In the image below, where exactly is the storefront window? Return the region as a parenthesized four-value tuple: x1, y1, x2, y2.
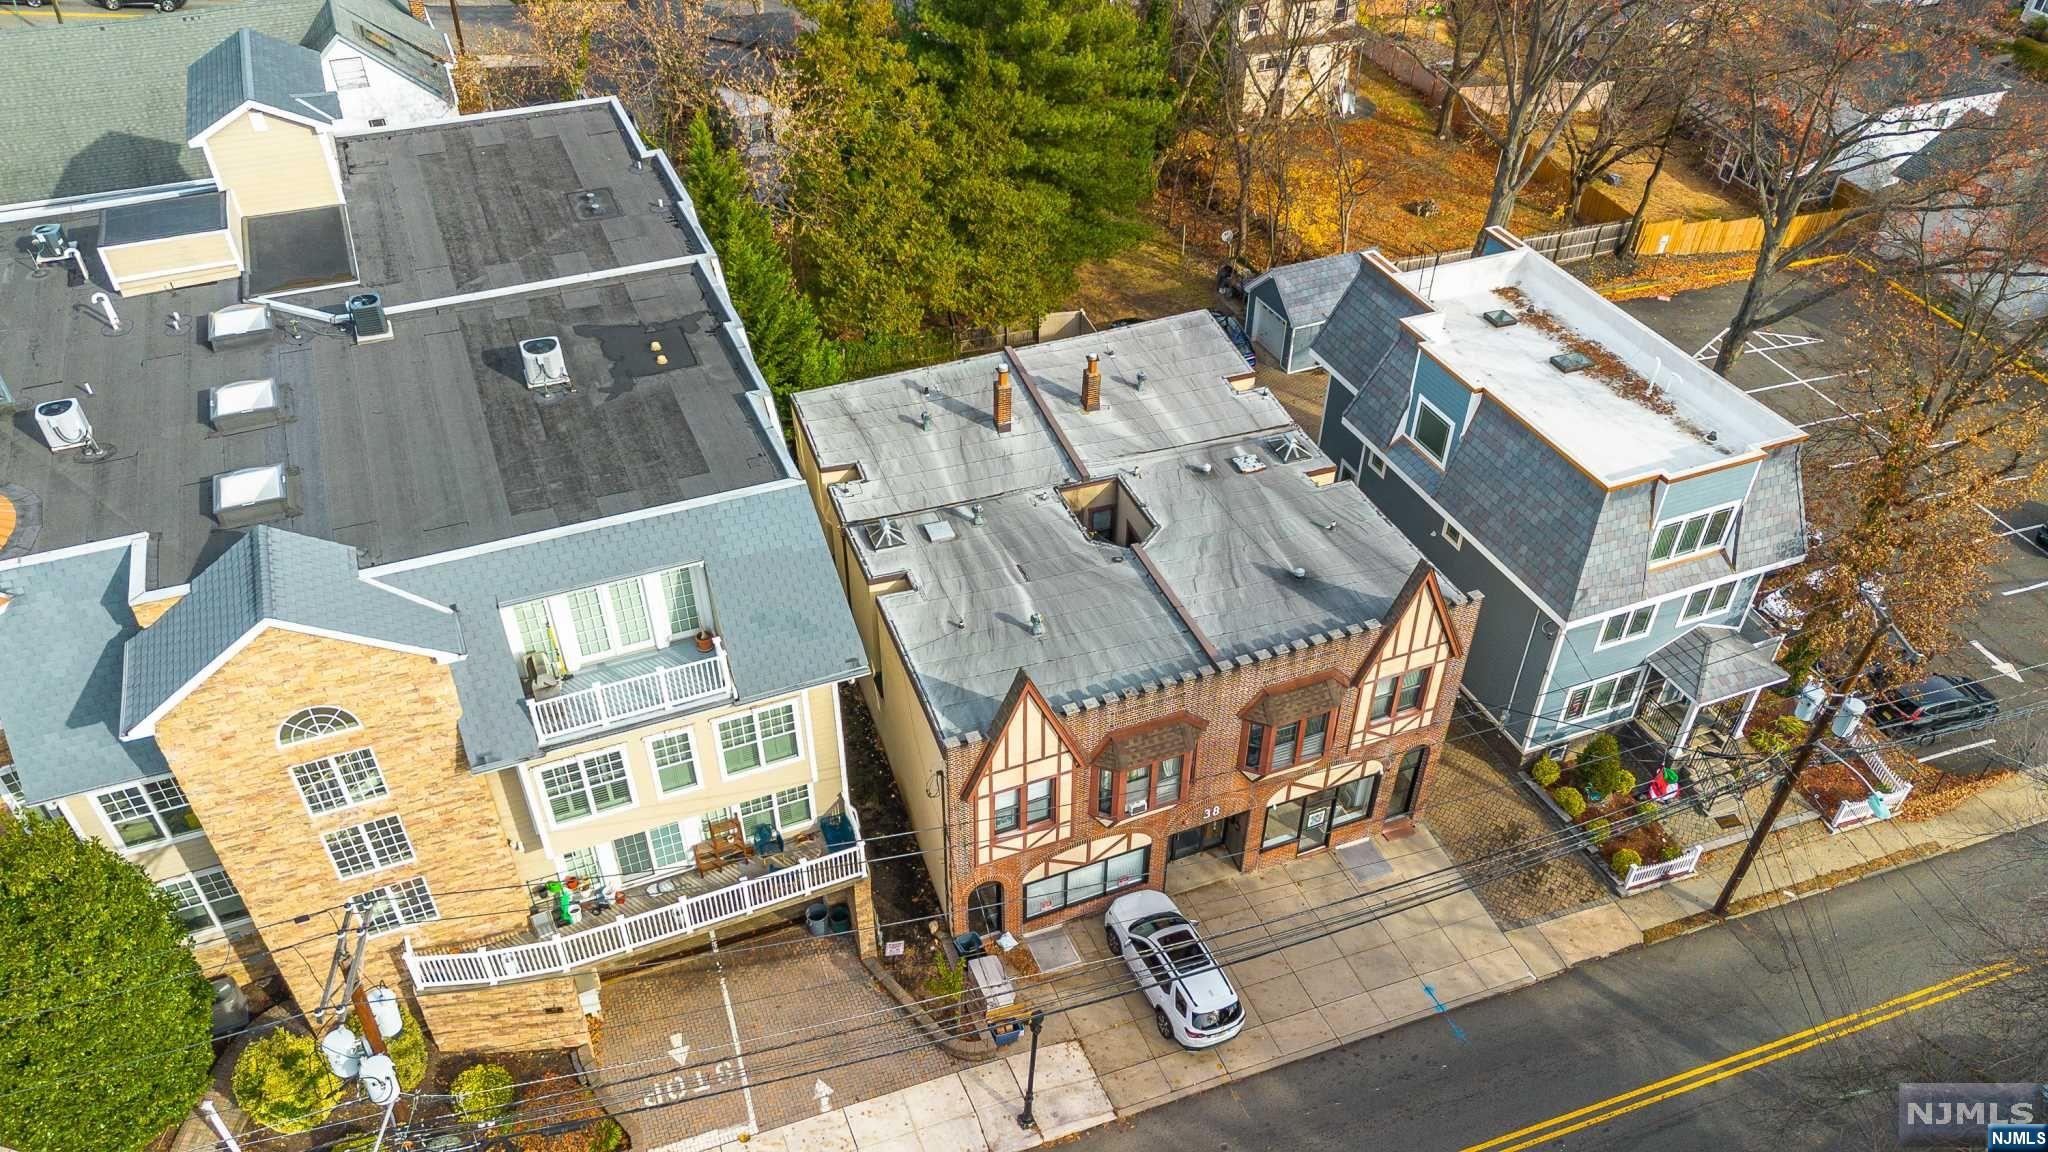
(1333, 774, 1379, 826)
(1262, 799, 1305, 848)
(1022, 846, 1150, 919)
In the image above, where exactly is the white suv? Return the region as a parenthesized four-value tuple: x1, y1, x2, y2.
(1104, 890, 1245, 1049)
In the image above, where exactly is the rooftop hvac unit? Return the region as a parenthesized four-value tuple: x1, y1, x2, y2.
(30, 223, 68, 261)
(346, 292, 392, 345)
(33, 398, 93, 452)
(519, 336, 571, 389)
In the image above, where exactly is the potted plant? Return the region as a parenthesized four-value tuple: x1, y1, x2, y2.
(694, 628, 715, 653)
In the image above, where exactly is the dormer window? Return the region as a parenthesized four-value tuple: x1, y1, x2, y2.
(1240, 676, 1346, 776)
(1649, 504, 1736, 565)
(1407, 397, 1453, 467)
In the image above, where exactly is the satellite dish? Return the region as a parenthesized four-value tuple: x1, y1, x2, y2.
(359, 1053, 400, 1106)
(367, 987, 403, 1039)
(321, 1028, 365, 1080)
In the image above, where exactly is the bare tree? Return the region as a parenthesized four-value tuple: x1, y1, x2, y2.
(1554, 11, 1710, 227)
(1468, 0, 1651, 249)
(1696, 1, 2021, 374)
(1377, 0, 1499, 141)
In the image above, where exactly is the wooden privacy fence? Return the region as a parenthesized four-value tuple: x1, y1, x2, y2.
(1632, 207, 1851, 258)
(1387, 219, 1630, 275)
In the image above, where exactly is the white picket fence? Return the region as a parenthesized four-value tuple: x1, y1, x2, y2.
(1617, 844, 1703, 895)
(1818, 741, 1913, 834)
(404, 843, 867, 989)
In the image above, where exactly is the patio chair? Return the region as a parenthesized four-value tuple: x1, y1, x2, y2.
(751, 823, 785, 857)
(819, 811, 855, 850)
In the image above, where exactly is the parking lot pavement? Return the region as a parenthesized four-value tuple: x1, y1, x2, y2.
(594, 928, 964, 1151)
(1620, 275, 2048, 772)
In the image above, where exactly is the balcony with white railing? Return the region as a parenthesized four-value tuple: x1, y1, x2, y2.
(526, 641, 734, 745)
(404, 839, 867, 990)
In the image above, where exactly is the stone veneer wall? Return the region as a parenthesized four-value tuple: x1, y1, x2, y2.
(149, 629, 587, 1053)
(939, 595, 1479, 935)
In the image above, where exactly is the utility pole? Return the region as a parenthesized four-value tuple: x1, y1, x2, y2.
(1713, 589, 1912, 915)
(445, 0, 466, 57)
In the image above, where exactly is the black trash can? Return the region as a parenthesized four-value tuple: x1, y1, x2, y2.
(828, 903, 853, 934)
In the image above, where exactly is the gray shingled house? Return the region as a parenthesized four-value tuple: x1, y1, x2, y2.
(1243, 250, 1364, 373)
(1310, 229, 1809, 760)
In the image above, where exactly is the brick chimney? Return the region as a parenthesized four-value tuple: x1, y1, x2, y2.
(1082, 354, 1102, 413)
(994, 362, 1014, 432)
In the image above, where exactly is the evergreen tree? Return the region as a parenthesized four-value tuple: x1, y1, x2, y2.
(787, 0, 959, 342)
(680, 114, 841, 413)
(915, 0, 1173, 269)
(0, 811, 213, 1152)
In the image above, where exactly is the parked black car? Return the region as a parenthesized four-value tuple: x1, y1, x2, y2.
(1870, 674, 1999, 741)
(1207, 309, 1257, 370)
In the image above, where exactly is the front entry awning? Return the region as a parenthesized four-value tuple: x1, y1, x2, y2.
(1645, 623, 1788, 707)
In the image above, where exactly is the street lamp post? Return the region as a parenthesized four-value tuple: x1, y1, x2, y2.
(1015, 1008, 1046, 1131)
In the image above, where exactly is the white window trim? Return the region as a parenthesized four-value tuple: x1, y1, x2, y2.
(92, 775, 203, 851)
(1364, 444, 1388, 477)
(1338, 459, 1357, 484)
(1678, 577, 1740, 623)
(289, 746, 387, 817)
(323, 814, 417, 881)
(716, 699, 806, 779)
(644, 728, 704, 797)
(499, 564, 710, 675)
(276, 705, 364, 749)
(1403, 394, 1455, 468)
(1592, 604, 1655, 651)
(1561, 668, 1645, 723)
(161, 867, 251, 938)
(531, 746, 637, 829)
(1647, 501, 1740, 567)
(567, 816, 705, 891)
(1441, 519, 1464, 550)
(705, 781, 818, 839)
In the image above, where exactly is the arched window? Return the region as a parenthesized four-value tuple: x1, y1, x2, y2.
(278, 707, 362, 747)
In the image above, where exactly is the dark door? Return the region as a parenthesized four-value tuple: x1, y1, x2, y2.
(967, 882, 1004, 937)
(1298, 788, 1337, 852)
(1169, 818, 1230, 860)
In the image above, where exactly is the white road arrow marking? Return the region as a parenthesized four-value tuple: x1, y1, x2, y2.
(1971, 641, 2023, 682)
(669, 1034, 690, 1068)
(814, 1078, 835, 1115)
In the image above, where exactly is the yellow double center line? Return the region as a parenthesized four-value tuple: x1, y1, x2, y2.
(1459, 961, 2025, 1152)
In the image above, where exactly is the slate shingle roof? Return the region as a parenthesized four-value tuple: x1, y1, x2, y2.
(1246, 251, 1365, 328)
(120, 527, 463, 735)
(0, 540, 171, 806)
(0, 0, 439, 207)
(187, 29, 341, 140)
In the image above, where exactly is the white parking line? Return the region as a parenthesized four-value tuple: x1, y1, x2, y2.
(2002, 579, 2048, 597)
(1980, 504, 2048, 557)
(1919, 738, 1997, 763)
(712, 933, 759, 1134)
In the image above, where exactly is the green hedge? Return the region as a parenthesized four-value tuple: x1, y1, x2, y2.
(1609, 848, 1643, 878)
(2012, 38, 2048, 82)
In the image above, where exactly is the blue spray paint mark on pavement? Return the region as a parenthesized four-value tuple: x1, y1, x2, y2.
(1422, 983, 1468, 1044)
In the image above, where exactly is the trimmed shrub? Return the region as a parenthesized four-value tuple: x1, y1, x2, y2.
(347, 1000, 426, 1090)
(1658, 843, 1684, 863)
(1550, 786, 1586, 819)
(1577, 733, 1634, 796)
(1586, 818, 1612, 846)
(593, 1117, 627, 1152)
(922, 951, 964, 1000)
(2018, 37, 2048, 81)
(1529, 755, 1562, 788)
(232, 1028, 345, 1134)
(330, 1136, 381, 1152)
(1771, 715, 1809, 742)
(452, 1063, 516, 1125)
(1609, 848, 1643, 878)
(1634, 801, 1658, 819)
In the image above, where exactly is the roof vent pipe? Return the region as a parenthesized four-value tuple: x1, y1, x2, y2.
(993, 362, 1014, 432)
(1028, 612, 1045, 636)
(1290, 566, 1308, 580)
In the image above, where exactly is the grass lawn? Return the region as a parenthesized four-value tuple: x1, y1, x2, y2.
(1599, 134, 1750, 224)
(1064, 212, 1222, 325)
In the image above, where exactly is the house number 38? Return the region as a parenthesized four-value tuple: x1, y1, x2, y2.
(1200, 805, 1222, 821)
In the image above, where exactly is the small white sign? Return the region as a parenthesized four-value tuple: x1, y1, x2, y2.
(814, 1078, 836, 1114)
(884, 940, 905, 958)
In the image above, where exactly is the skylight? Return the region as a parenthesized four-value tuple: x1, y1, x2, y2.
(1549, 351, 1594, 374)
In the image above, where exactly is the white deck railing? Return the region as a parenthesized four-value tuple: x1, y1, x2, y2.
(526, 645, 733, 745)
(404, 843, 867, 990)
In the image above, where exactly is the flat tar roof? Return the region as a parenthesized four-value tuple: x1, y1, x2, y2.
(0, 103, 775, 589)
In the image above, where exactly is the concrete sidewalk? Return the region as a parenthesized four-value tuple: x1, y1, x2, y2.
(704, 1042, 1112, 1152)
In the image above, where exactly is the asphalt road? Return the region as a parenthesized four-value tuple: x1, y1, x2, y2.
(1620, 274, 2048, 777)
(1071, 828, 2047, 1152)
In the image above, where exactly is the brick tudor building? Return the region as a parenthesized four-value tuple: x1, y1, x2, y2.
(0, 92, 872, 1053)
(792, 313, 1479, 936)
